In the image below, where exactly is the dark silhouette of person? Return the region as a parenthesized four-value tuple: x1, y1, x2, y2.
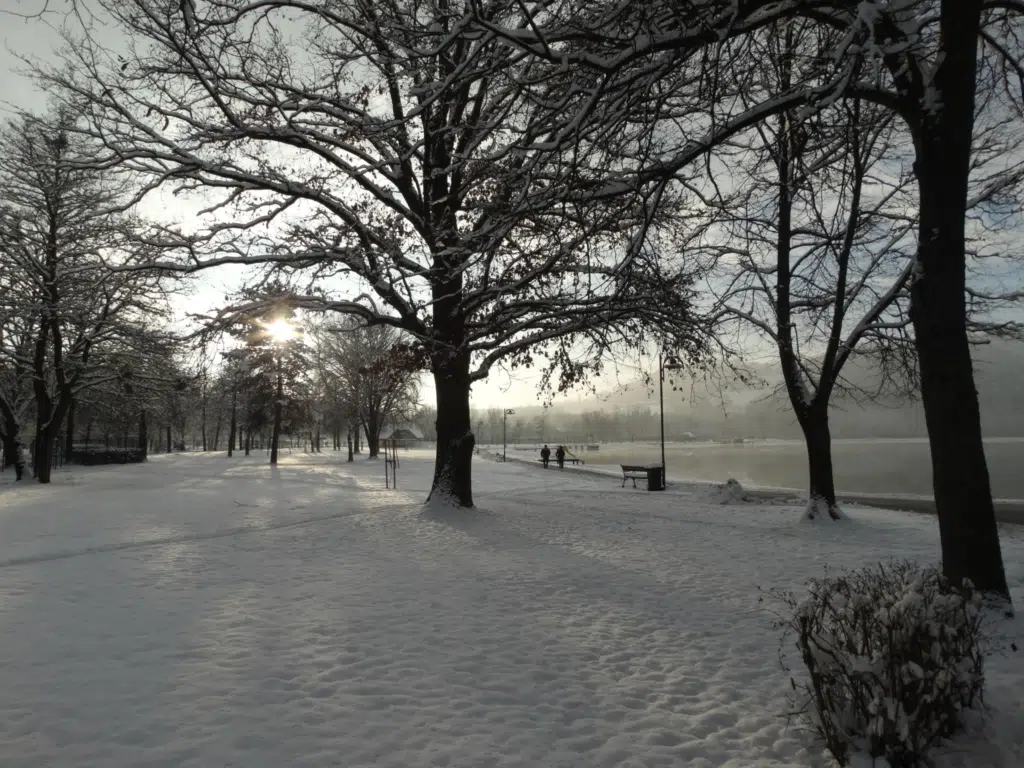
(540, 444, 551, 469)
(555, 445, 566, 469)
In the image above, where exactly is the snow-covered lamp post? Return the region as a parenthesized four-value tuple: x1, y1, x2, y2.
(503, 409, 515, 462)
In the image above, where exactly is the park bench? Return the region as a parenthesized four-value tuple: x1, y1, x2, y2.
(620, 464, 650, 488)
(537, 457, 585, 466)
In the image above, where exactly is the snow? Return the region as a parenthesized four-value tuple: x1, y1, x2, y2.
(0, 452, 1021, 768)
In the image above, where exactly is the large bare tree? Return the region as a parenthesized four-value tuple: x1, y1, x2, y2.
(706, 24, 919, 520)
(472, 0, 1023, 601)
(39, 0, 708, 505)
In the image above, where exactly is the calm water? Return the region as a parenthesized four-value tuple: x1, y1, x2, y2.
(545, 438, 1024, 500)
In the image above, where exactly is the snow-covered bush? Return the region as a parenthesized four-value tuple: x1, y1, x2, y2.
(771, 562, 986, 767)
(713, 478, 747, 504)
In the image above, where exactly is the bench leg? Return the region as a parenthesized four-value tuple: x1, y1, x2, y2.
(621, 476, 626, 487)
(632, 478, 637, 488)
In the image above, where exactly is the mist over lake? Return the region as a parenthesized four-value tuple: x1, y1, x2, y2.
(508, 438, 1024, 500)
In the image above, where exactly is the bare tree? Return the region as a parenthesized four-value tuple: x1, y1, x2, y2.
(39, 0, 709, 505)
(472, 0, 1022, 601)
(317, 321, 420, 459)
(0, 109, 175, 482)
(0, 308, 34, 479)
(706, 26, 919, 520)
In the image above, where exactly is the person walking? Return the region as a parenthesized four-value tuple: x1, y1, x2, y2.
(540, 444, 551, 469)
(555, 445, 566, 470)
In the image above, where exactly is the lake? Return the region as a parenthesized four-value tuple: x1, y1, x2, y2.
(507, 438, 1024, 500)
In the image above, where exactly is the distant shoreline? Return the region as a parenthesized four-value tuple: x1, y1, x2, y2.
(486, 438, 1024, 499)
(496, 436, 1024, 447)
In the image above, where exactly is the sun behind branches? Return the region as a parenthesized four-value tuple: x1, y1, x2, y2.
(265, 318, 295, 344)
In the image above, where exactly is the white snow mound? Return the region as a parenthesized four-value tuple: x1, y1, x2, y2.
(712, 477, 747, 504)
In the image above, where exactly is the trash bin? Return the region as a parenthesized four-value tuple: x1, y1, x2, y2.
(646, 464, 665, 491)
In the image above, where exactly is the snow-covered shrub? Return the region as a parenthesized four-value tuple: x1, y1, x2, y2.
(771, 562, 986, 767)
(713, 477, 746, 504)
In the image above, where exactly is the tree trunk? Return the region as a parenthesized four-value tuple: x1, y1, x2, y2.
(365, 415, 379, 458)
(353, 427, 361, 453)
(34, 413, 49, 481)
(138, 409, 148, 460)
(270, 368, 282, 465)
(428, 352, 474, 507)
(347, 429, 354, 462)
(165, 425, 172, 454)
(1, 432, 12, 470)
(0, 405, 26, 481)
(245, 424, 252, 457)
(799, 408, 840, 520)
(35, 427, 55, 483)
(910, 3, 1009, 602)
(1, 432, 24, 481)
(212, 415, 222, 451)
(34, 394, 71, 484)
(64, 397, 75, 463)
(228, 390, 237, 457)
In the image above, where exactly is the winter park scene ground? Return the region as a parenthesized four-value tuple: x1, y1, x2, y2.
(4, 1, 1024, 767)
(1, 451, 1021, 768)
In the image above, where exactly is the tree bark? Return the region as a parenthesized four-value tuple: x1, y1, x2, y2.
(799, 408, 840, 520)
(910, 2, 1009, 601)
(428, 351, 474, 507)
(347, 429, 354, 462)
(353, 426, 361, 453)
(165, 424, 172, 454)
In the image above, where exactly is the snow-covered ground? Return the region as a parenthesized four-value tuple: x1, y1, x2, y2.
(0, 452, 1020, 767)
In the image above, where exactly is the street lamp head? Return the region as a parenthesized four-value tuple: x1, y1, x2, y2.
(505, 408, 515, 415)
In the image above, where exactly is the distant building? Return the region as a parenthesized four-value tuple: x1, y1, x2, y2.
(387, 428, 421, 441)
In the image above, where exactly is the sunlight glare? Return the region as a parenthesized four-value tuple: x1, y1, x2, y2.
(266, 318, 295, 343)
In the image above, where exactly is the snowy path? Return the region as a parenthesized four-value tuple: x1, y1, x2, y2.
(0, 452, 1021, 767)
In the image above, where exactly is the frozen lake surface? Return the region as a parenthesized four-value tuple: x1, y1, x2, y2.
(508, 438, 1024, 500)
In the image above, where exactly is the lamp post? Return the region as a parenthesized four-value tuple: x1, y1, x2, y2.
(503, 408, 515, 462)
(659, 351, 665, 481)
(659, 352, 684, 486)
